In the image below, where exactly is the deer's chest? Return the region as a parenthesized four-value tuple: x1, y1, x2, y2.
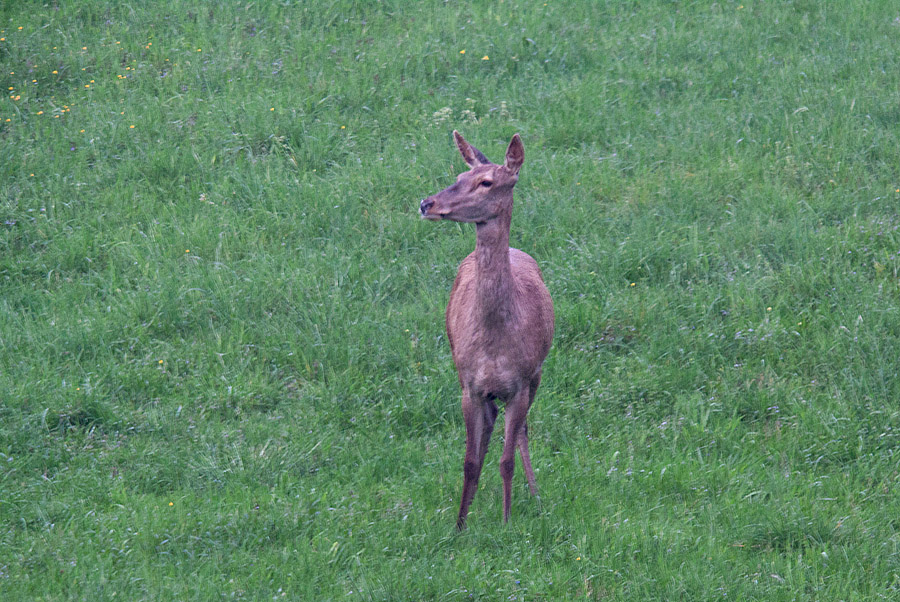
(451, 334, 532, 400)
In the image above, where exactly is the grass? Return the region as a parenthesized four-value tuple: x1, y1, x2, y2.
(2, 0, 900, 599)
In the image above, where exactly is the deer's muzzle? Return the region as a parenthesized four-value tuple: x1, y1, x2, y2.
(420, 198, 438, 219)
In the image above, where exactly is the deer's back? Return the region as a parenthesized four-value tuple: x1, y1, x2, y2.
(446, 248, 554, 399)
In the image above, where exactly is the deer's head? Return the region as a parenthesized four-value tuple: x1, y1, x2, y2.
(420, 131, 524, 224)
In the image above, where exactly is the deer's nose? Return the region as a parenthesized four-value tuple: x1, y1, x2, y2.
(420, 198, 435, 216)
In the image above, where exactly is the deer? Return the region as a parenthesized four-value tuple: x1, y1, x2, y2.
(419, 131, 554, 529)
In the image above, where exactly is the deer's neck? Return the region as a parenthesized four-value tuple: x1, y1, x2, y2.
(473, 211, 515, 326)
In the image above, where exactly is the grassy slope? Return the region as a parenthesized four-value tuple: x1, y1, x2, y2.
(2, 1, 900, 599)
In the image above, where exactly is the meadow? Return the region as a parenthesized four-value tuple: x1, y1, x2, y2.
(2, 0, 900, 599)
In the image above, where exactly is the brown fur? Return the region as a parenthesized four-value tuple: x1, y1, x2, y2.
(420, 131, 554, 529)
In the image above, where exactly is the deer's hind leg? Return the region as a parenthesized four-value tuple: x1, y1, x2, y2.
(516, 421, 539, 497)
(516, 372, 541, 497)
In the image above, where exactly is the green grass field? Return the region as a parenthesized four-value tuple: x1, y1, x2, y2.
(3, 1, 900, 599)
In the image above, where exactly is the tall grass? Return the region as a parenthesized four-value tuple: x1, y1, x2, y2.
(2, 1, 900, 599)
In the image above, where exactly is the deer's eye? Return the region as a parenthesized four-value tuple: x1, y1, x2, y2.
(480, 180, 492, 188)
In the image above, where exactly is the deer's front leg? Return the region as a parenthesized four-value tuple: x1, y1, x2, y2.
(500, 388, 531, 523)
(457, 390, 497, 530)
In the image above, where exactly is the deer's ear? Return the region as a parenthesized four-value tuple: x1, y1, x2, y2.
(454, 130, 489, 168)
(504, 133, 524, 174)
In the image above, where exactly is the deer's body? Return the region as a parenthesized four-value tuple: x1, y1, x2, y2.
(447, 247, 553, 401)
(420, 131, 554, 529)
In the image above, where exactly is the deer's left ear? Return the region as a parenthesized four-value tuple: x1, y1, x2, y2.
(504, 134, 524, 174)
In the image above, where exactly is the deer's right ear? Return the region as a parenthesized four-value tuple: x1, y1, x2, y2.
(454, 130, 489, 168)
